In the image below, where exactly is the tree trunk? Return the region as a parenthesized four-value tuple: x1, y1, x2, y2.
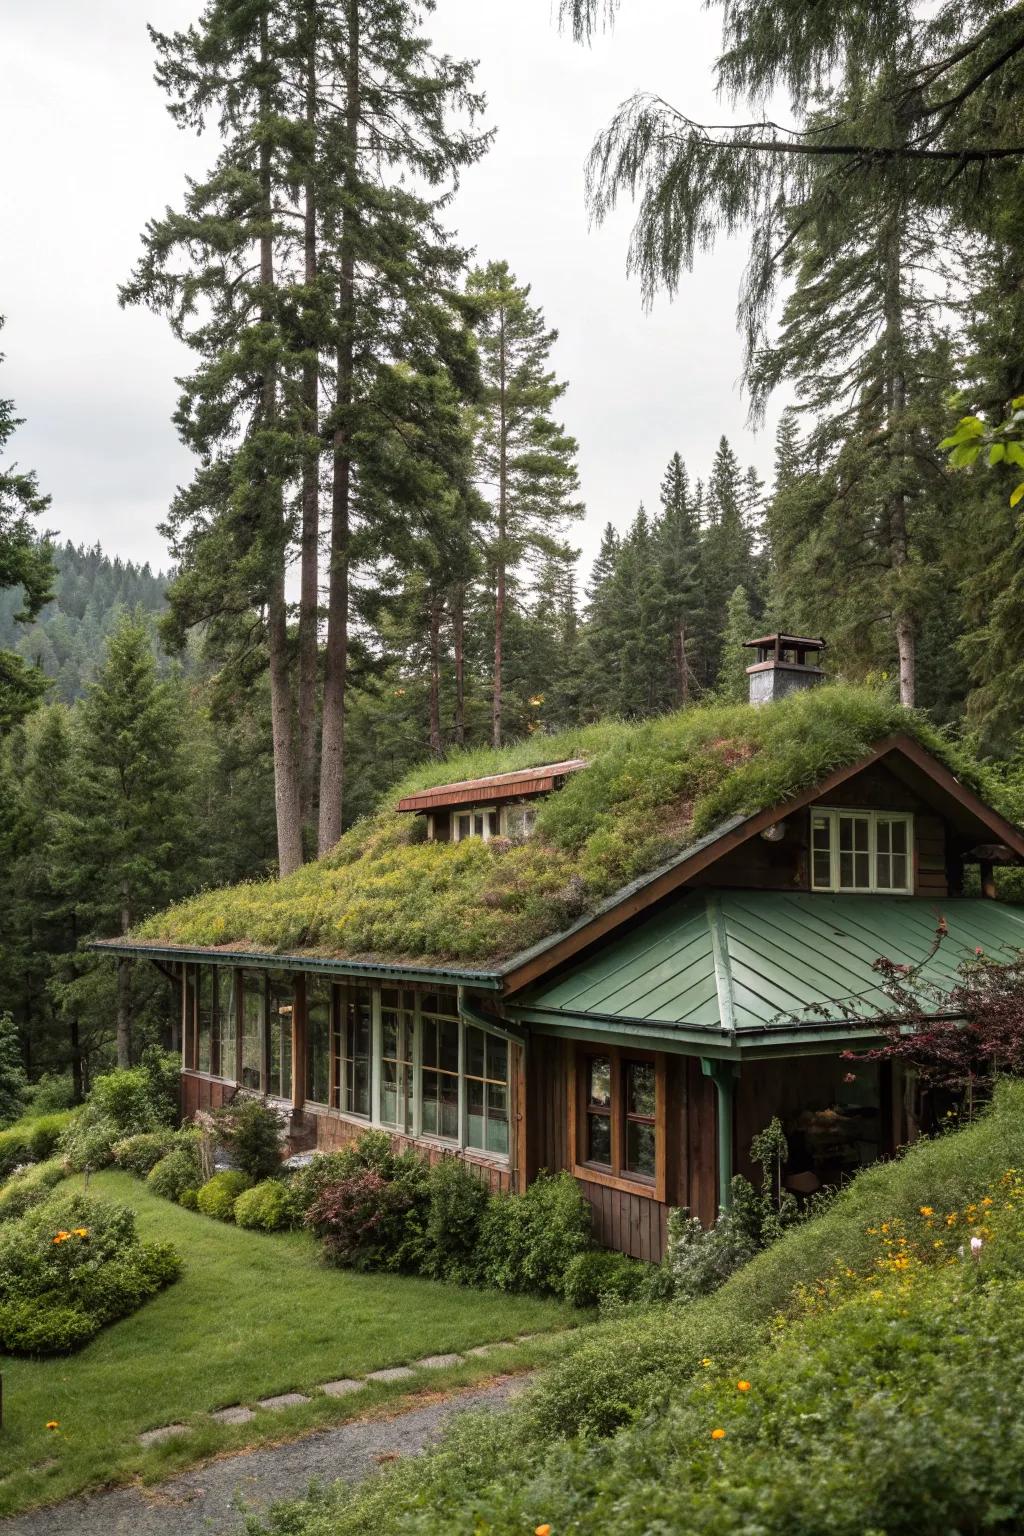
(428, 593, 443, 757)
(259, 11, 304, 875)
(297, 0, 320, 840)
(492, 304, 507, 749)
(453, 583, 466, 746)
(69, 1017, 83, 1104)
(318, 0, 359, 854)
(883, 215, 916, 708)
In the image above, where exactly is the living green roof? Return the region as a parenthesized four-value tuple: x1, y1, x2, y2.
(512, 892, 1024, 1046)
(131, 684, 999, 968)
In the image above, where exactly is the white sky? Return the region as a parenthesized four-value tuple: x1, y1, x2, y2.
(3, 0, 784, 577)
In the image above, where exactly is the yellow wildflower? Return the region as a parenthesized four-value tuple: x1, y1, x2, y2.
(919, 1206, 933, 1217)
(700, 1358, 713, 1368)
(72, 1228, 89, 1238)
(737, 1380, 751, 1393)
(711, 1428, 727, 1440)
(45, 1420, 59, 1430)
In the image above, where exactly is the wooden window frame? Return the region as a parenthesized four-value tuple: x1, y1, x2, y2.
(569, 1044, 666, 1201)
(810, 808, 914, 895)
(452, 805, 500, 843)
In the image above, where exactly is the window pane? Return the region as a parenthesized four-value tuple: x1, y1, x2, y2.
(267, 975, 294, 1100)
(487, 1035, 508, 1085)
(466, 1076, 485, 1149)
(626, 1061, 656, 1118)
(839, 850, 854, 888)
(587, 1112, 612, 1165)
(197, 969, 214, 1074)
(854, 850, 870, 887)
(486, 1084, 509, 1154)
(876, 852, 891, 888)
(588, 1057, 612, 1108)
(626, 1119, 656, 1178)
(876, 820, 891, 854)
(465, 1025, 485, 1079)
(891, 852, 908, 890)
(439, 1018, 459, 1073)
(218, 971, 237, 1080)
(305, 979, 332, 1105)
(487, 811, 500, 838)
(457, 814, 471, 840)
(241, 971, 264, 1090)
(343, 987, 371, 1117)
(891, 820, 908, 854)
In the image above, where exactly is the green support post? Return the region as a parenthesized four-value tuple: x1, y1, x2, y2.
(701, 1058, 737, 1212)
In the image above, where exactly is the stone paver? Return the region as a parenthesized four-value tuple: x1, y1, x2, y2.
(211, 1405, 256, 1426)
(137, 1424, 189, 1448)
(467, 1344, 493, 1357)
(321, 1378, 363, 1398)
(415, 1352, 464, 1369)
(365, 1365, 416, 1383)
(8, 1375, 533, 1536)
(257, 1392, 311, 1411)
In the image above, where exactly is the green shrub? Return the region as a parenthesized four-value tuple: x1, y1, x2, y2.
(0, 1125, 32, 1179)
(476, 1172, 591, 1294)
(289, 1151, 361, 1216)
(215, 1097, 284, 1181)
(0, 1159, 66, 1224)
(196, 1169, 254, 1222)
(234, 1179, 294, 1232)
(306, 1160, 430, 1272)
(0, 1189, 181, 1355)
(423, 1157, 491, 1281)
(27, 1073, 76, 1114)
(178, 1186, 199, 1211)
(25, 1110, 78, 1162)
(58, 1115, 122, 1173)
(147, 1140, 203, 1203)
(560, 1247, 655, 1309)
(112, 1129, 180, 1178)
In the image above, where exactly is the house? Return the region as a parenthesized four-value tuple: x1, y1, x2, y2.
(95, 641, 1024, 1263)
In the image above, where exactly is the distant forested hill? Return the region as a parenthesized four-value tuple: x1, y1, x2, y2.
(0, 541, 173, 701)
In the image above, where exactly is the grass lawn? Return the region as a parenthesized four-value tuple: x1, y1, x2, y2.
(0, 1171, 578, 1518)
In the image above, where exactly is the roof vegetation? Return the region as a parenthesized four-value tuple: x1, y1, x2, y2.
(134, 685, 989, 965)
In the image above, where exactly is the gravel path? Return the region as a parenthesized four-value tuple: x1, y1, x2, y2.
(3, 1374, 532, 1536)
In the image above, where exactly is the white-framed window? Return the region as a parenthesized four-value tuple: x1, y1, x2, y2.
(810, 809, 913, 894)
(453, 806, 500, 841)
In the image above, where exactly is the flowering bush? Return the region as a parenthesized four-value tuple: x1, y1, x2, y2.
(0, 1190, 181, 1354)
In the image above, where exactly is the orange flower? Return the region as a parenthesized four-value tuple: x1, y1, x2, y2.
(535, 1526, 552, 1536)
(51, 1231, 70, 1245)
(736, 1380, 751, 1393)
(919, 1206, 933, 1217)
(711, 1427, 727, 1440)
(45, 1420, 59, 1430)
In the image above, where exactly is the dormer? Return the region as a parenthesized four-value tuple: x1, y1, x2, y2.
(397, 759, 587, 843)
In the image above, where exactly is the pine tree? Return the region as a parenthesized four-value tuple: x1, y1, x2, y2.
(656, 452, 702, 704)
(718, 586, 756, 702)
(700, 436, 756, 688)
(0, 317, 54, 731)
(0, 1014, 28, 1128)
(466, 261, 584, 746)
(56, 613, 194, 1067)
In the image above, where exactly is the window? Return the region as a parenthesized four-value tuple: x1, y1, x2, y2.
(241, 971, 265, 1090)
(380, 989, 415, 1131)
(339, 985, 372, 1117)
(453, 806, 500, 842)
(810, 810, 913, 894)
(465, 1027, 509, 1155)
(267, 974, 294, 1100)
(574, 1047, 664, 1196)
(420, 993, 461, 1139)
(305, 978, 332, 1105)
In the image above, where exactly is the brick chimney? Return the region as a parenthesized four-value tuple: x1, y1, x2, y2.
(743, 633, 826, 706)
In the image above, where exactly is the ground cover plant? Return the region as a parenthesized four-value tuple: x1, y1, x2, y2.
(58, 1052, 180, 1172)
(135, 684, 991, 962)
(248, 1078, 1024, 1536)
(0, 1170, 577, 1519)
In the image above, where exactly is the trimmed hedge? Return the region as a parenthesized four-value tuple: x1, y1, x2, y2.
(196, 1170, 254, 1222)
(234, 1179, 294, 1231)
(147, 1140, 203, 1204)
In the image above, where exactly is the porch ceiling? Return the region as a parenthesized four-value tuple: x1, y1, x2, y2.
(510, 892, 1024, 1041)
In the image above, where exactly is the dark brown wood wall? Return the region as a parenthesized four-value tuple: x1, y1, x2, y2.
(314, 1110, 514, 1194)
(181, 1071, 236, 1119)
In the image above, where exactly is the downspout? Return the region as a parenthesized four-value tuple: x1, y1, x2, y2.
(701, 1057, 737, 1213)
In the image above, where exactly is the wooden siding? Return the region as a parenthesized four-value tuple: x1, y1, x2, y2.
(313, 1109, 514, 1194)
(181, 1070, 237, 1118)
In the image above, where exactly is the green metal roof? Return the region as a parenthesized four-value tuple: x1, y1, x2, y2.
(512, 892, 1024, 1043)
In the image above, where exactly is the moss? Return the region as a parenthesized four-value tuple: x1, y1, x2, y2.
(135, 685, 993, 965)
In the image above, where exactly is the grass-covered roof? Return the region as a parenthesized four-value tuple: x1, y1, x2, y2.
(134, 685, 990, 966)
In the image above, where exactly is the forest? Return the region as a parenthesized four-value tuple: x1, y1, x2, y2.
(2, 0, 1024, 1099)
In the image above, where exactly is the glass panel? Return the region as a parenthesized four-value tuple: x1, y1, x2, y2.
(487, 1035, 508, 1085)
(305, 978, 332, 1105)
(439, 1018, 459, 1073)
(487, 810, 500, 838)
(456, 814, 471, 840)
(505, 804, 537, 841)
(587, 1112, 612, 1165)
(218, 971, 237, 1080)
(465, 1025, 485, 1079)
(891, 852, 908, 889)
(267, 974, 294, 1099)
(854, 850, 870, 886)
(588, 1057, 612, 1108)
(891, 820, 908, 854)
(241, 971, 264, 1090)
(486, 1083, 509, 1154)
(466, 1076, 485, 1150)
(342, 986, 372, 1117)
(626, 1061, 656, 1118)
(197, 969, 214, 1075)
(626, 1119, 656, 1178)
(380, 989, 414, 1131)
(420, 994, 460, 1142)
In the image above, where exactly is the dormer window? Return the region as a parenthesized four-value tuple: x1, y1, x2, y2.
(454, 807, 500, 842)
(811, 809, 913, 894)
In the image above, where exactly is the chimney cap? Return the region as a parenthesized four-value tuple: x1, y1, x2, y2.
(741, 633, 827, 651)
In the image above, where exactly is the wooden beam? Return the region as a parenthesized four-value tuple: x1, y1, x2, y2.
(292, 974, 306, 1112)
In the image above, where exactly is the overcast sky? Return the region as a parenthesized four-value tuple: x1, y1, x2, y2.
(3, 0, 784, 578)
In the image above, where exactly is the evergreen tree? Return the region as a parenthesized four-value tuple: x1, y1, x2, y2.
(466, 260, 584, 745)
(0, 1014, 28, 1128)
(656, 452, 702, 703)
(56, 614, 194, 1066)
(0, 318, 54, 731)
(718, 586, 756, 702)
(700, 436, 756, 687)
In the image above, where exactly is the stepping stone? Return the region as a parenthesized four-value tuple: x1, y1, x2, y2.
(516, 1333, 539, 1342)
(258, 1392, 311, 1411)
(321, 1378, 363, 1398)
(138, 1423, 189, 1447)
(211, 1405, 255, 1426)
(467, 1344, 493, 1357)
(414, 1353, 464, 1370)
(365, 1365, 416, 1383)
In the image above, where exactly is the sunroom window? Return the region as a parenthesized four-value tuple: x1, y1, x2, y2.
(453, 806, 500, 842)
(810, 809, 913, 894)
